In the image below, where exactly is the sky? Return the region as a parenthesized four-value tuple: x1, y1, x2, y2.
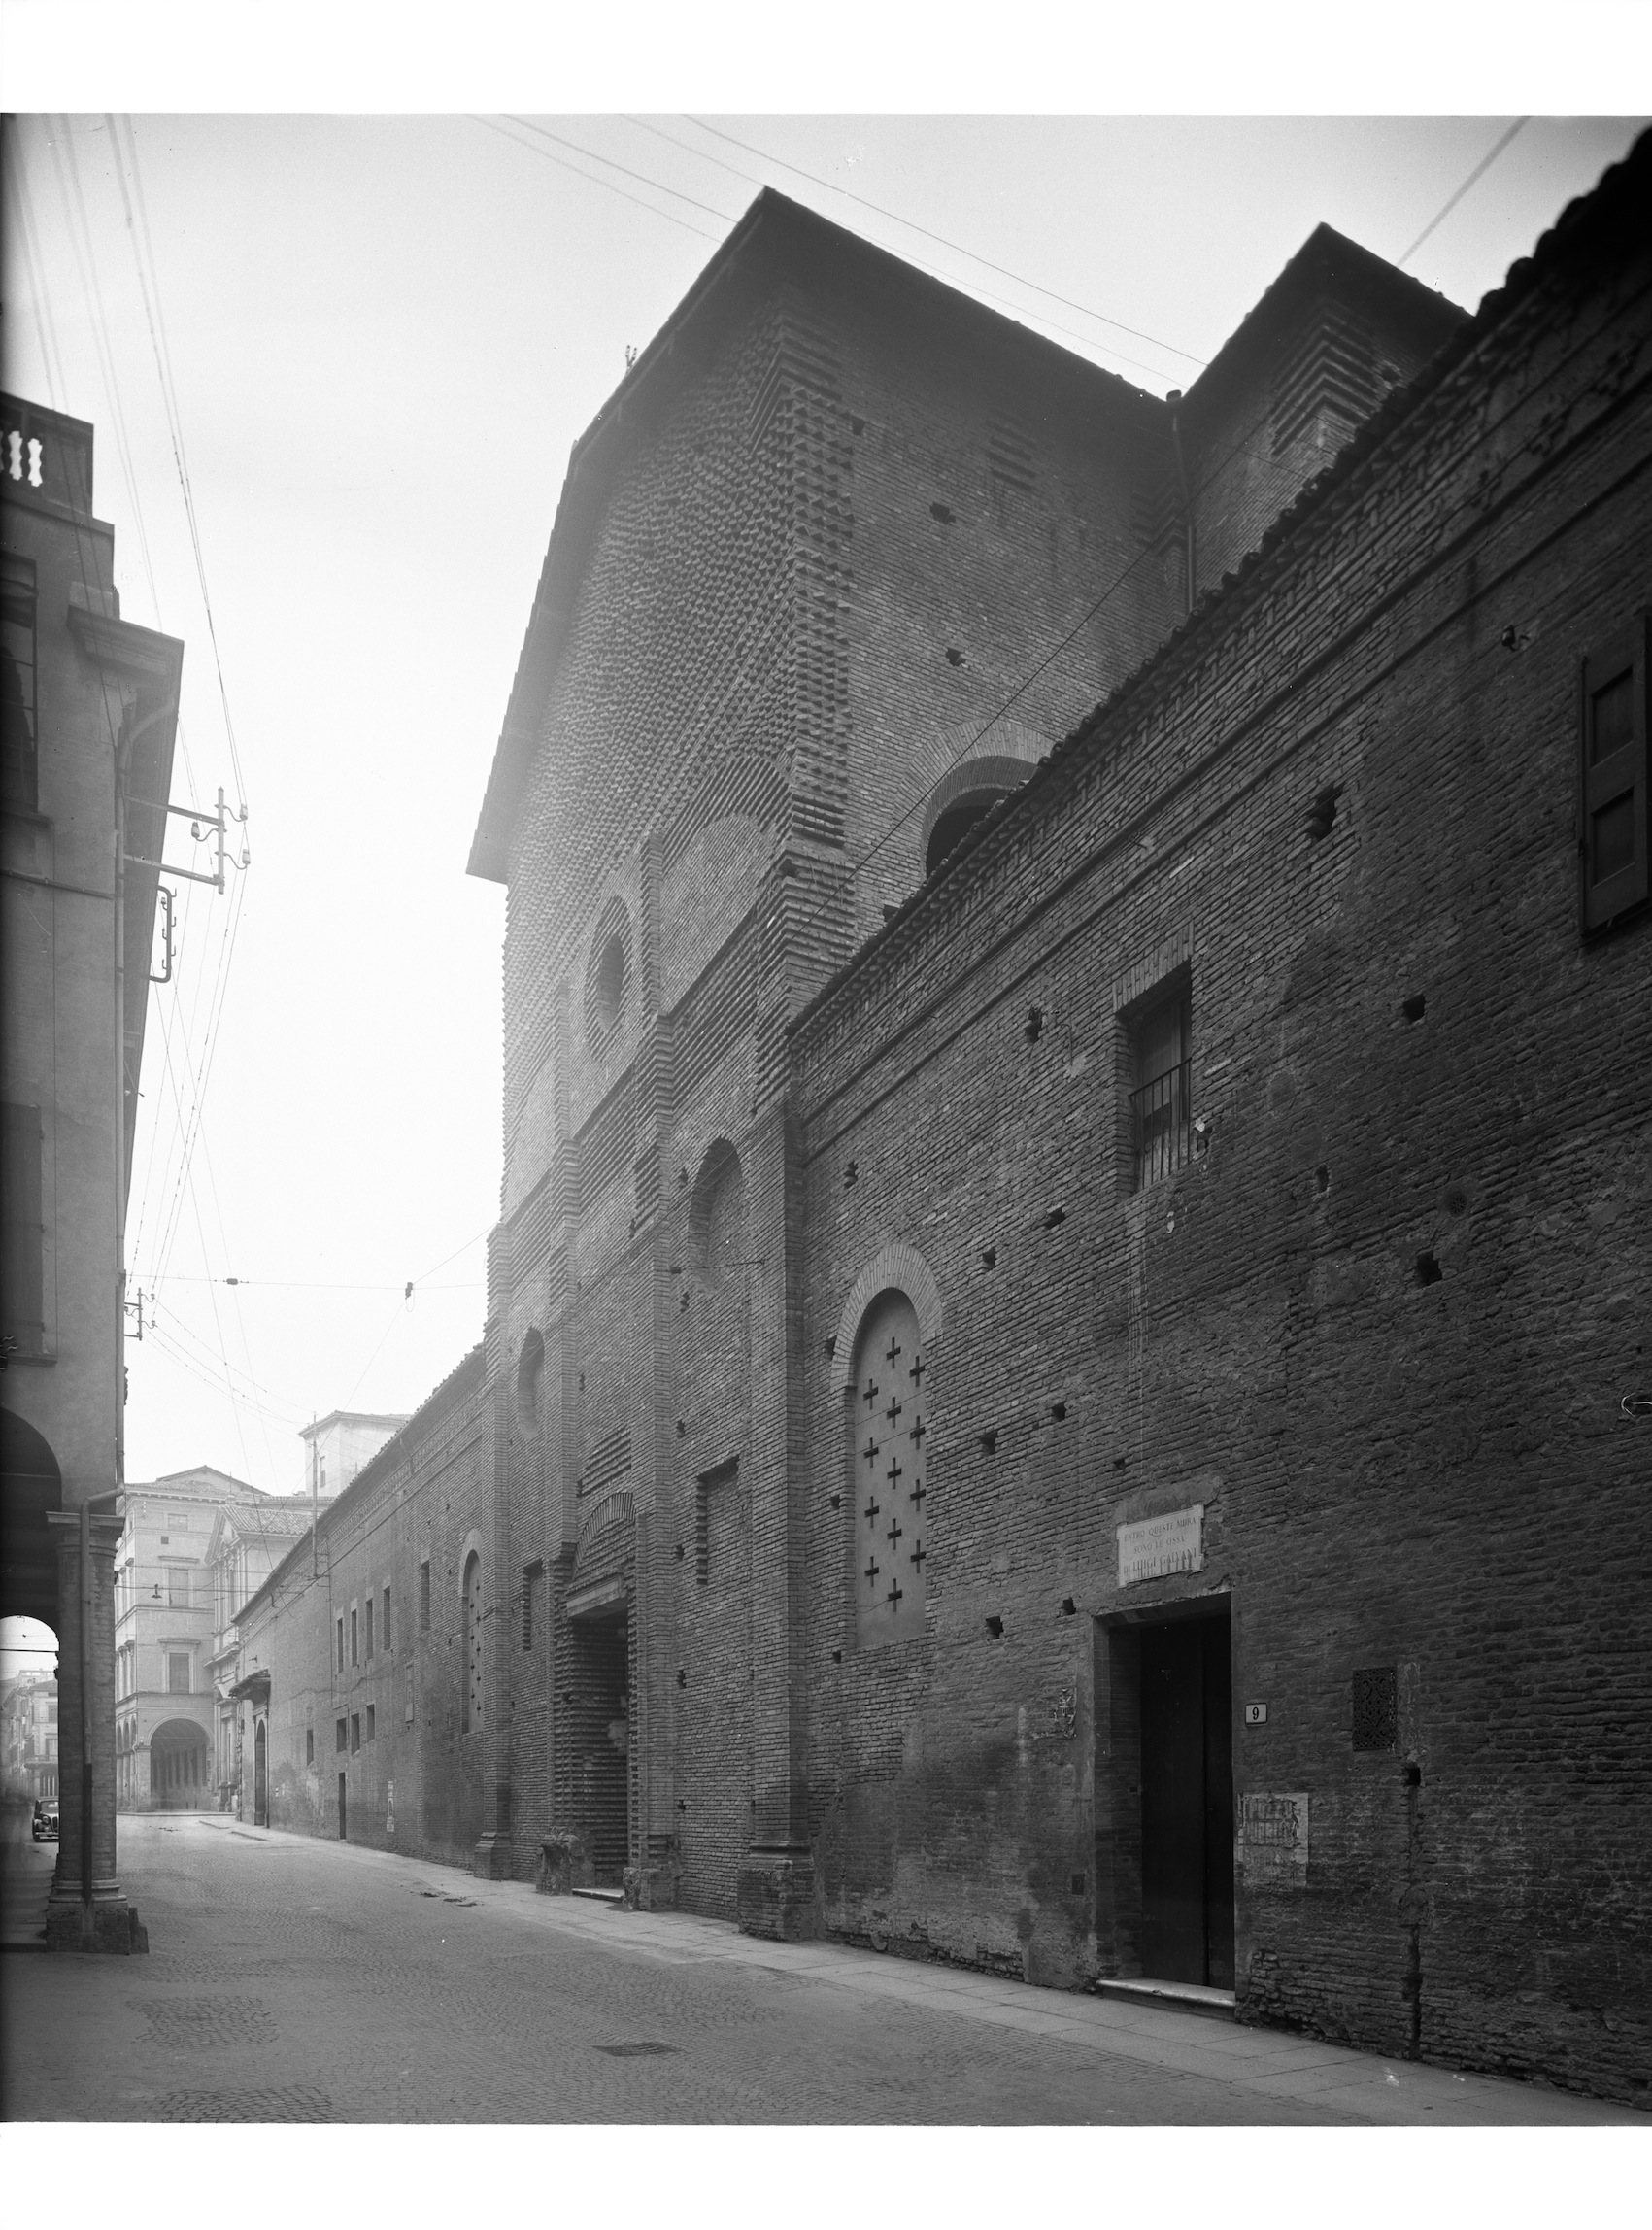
(0, 97, 1646, 1664)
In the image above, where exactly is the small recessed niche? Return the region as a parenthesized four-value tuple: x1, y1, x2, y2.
(981, 1244, 996, 1268)
(930, 501, 956, 525)
(1051, 1402, 1067, 1422)
(1070, 1871, 1087, 1895)
(850, 417, 865, 436)
(825, 1335, 837, 1358)
(676, 1419, 686, 1437)
(832, 1648, 843, 1663)
(829, 1493, 841, 1510)
(1305, 783, 1340, 840)
(985, 1614, 1004, 1639)
(678, 1166, 690, 1187)
(1402, 994, 1427, 1024)
(844, 1160, 859, 1188)
(1042, 1206, 1066, 1230)
(578, 1372, 586, 1391)
(679, 1291, 690, 1313)
(1026, 1005, 1044, 1043)
(1444, 1184, 1467, 1216)
(1315, 1165, 1330, 1194)
(1415, 1251, 1443, 1287)
(1112, 1454, 1127, 1471)
(945, 647, 966, 667)
(1402, 1762, 1422, 1788)
(674, 1544, 685, 1561)
(1061, 1597, 1076, 1617)
(979, 1430, 998, 1455)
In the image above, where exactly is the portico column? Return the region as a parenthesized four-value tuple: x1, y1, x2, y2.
(46, 1507, 131, 1952)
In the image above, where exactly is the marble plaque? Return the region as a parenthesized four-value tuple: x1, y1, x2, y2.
(1116, 1504, 1204, 1586)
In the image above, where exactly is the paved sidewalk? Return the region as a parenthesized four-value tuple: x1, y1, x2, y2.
(2, 1815, 1638, 2124)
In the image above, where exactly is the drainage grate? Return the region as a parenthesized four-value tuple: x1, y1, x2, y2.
(594, 2041, 677, 2058)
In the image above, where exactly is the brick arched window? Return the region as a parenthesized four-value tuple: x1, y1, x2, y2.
(849, 1289, 928, 1647)
(462, 1550, 483, 1733)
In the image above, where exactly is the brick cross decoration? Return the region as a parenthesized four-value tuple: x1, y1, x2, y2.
(885, 1397, 902, 1425)
(885, 1337, 902, 1364)
(862, 1378, 879, 1409)
(909, 1416, 926, 1447)
(886, 1578, 903, 1611)
(910, 1477, 926, 1510)
(863, 1556, 880, 1589)
(910, 1541, 927, 1573)
(886, 1517, 902, 1549)
(886, 1459, 902, 1486)
(862, 1437, 879, 1465)
(863, 1494, 880, 1524)
(909, 1355, 926, 1385)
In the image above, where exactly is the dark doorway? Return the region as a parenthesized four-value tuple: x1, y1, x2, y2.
(568, 1605, 629, 1886)
(1139, 1609, 1234, 1988)
(337, 1773, 347, 1840)
(253, 1721, 267, 1826)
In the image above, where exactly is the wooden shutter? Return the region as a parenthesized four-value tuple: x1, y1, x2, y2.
(1579, 617, 1649, 930)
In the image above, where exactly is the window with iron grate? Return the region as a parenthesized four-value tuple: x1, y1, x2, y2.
(462, 1552, 483, 1731)
(1351, 1666, 1398, 1751)
(1128, 978, 1192, 1193)
(850, 1290, 928, 1649)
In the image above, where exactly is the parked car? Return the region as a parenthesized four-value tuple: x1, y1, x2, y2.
(32, 1800, 58, 1842)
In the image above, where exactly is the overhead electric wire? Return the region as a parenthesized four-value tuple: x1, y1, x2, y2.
(670, 116, 1207, 369)
(4, 121, 69, 407)
(471, 115, 725, 245)
(1399, 118, 1531, 268)
(107, 114, 248, 815)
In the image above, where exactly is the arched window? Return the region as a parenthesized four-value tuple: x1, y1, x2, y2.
(690, 1139, 745, 1291)
(850, 1289, 928, 1647)
(517, 1329, 546, 1437)
(462, 1551, 483, 1733)
(920, 751, 1038, 879)
(584, 896, 632, 1052)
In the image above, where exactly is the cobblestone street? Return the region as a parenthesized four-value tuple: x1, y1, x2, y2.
(2, 1816, 1637, 2125)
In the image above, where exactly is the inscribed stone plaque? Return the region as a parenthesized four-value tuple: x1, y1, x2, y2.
(1238, 1791, 1310, 1889)
(1116, 1504, 1204, 1586)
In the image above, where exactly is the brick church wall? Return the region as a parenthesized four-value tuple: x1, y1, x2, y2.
(789, 186, 1652, 2103)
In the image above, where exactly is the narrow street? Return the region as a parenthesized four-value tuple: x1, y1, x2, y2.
(1, 1815, 1635, 2125)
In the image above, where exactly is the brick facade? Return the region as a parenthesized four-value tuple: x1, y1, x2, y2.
(260, 149, 1650, 2106)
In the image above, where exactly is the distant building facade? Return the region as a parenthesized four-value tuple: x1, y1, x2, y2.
(205, 1490, 327, 1817)
(2, 1670, 58, 1800)
(236, 140, 1651, 2107)
(1, 395, 183, 1946)
(114, 1465, 256, 1811)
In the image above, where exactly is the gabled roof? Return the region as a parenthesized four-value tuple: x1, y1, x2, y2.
(1178, 222, 1466, 422)
(125, 1465, 257, 1502)
(466, 188, 1163, 885)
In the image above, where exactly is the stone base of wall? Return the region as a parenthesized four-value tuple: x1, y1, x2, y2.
(536, 1831, 594, 1894)
(623, 1862, 679, 1911)
(737, 1850, 818, 1942)
(470, 1831, 514, 1880)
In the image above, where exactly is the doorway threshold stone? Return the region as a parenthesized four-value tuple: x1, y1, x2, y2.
(1095, 1976, 1235, 2021)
